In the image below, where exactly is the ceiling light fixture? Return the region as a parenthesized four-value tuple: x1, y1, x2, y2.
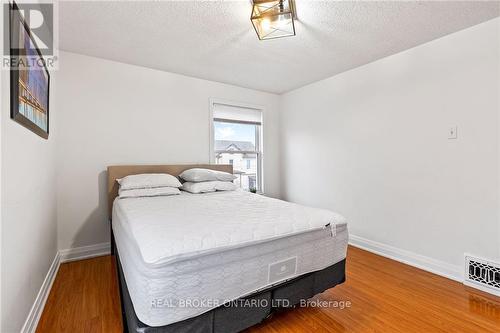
(251, 0, 296, 40)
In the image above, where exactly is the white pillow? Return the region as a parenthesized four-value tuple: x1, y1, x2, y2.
(181, 181, 237, 194)
(117, 173, 181, 190)
(119, 186, 180, 199)
(179, 168, 236, 182)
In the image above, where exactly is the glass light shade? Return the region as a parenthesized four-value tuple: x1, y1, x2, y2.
(251, 0, 295, 40)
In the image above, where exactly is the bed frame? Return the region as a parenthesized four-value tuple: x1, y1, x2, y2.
(107, 164, 346, 333)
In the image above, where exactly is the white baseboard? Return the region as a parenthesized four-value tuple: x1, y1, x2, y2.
(21, 242, 112, 332)
(464, 280, 500, 297)
(21, 252, 61, 333)
(349, 234, 463, 282)
(59, 242, 111, 263)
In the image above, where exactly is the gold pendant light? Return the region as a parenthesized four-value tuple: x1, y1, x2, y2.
(251, 0, 296, 40)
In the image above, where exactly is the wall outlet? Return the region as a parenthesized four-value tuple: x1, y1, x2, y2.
(448, 126, 458, 139)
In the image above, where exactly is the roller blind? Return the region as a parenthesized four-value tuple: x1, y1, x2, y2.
(213, 103, 262, 125)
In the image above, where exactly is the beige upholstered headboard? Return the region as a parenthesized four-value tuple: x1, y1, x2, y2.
(107, 164, 233, 217)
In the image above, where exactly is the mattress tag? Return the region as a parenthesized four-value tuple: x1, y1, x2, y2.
(326, 223, 336, 237)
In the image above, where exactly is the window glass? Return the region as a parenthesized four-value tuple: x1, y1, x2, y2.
(214, 122, 256, 148)
(213, 117, 262, 192)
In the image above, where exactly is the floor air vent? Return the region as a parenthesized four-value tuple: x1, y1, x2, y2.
(464, 255, 500, 296)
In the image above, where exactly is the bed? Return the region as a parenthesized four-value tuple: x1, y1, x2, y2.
(107, 164, 348, 333)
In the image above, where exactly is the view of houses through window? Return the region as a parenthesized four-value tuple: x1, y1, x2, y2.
(212, 107, 262, 192)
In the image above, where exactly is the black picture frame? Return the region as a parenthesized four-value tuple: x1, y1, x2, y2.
(9, 2, 50, 139)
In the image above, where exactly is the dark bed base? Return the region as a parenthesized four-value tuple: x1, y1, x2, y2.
(113, 238, 346, 333)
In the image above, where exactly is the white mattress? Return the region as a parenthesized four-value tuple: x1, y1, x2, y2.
(113, 190, 348, 327)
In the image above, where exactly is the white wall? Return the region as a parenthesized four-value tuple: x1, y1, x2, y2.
(0, 39, 58, 333)
(281, 18, 500, 276)
(55, 51, 281, 250)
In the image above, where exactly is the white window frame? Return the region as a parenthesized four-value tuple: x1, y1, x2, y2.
(209, 98, 264, 193)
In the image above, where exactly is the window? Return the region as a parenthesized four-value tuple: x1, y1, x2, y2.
(211, 100, 263, 192)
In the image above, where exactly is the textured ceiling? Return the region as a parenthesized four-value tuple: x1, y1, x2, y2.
(59, 1, 500, 94)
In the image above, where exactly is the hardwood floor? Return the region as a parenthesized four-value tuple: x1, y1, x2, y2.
(36, 246, 500, 333)
(36, 256, 122, 332)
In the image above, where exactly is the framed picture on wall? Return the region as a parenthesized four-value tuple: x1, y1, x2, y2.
(9, 2, 50, 139)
